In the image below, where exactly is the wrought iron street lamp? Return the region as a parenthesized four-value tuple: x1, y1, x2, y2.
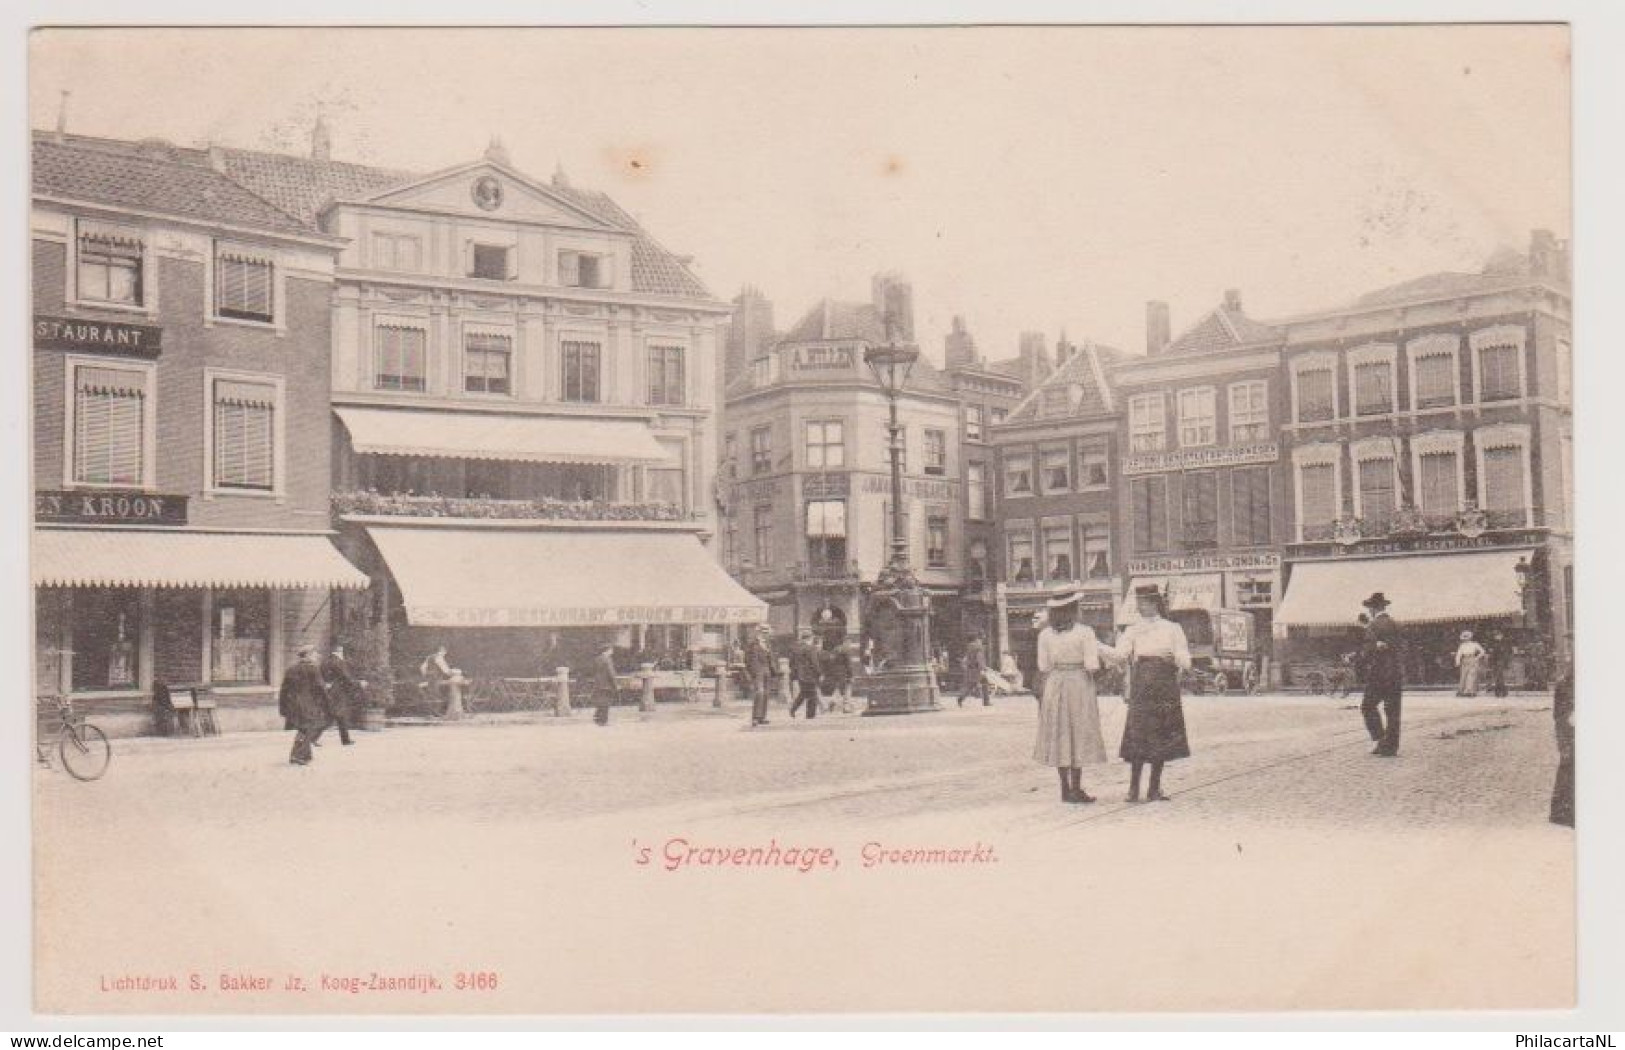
(860, 317, 940, 715)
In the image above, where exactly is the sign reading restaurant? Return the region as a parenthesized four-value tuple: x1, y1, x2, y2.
(1122, 442, 1278, 476)
(1289, 529, 1548, 560)
(407, 604, 766, 628)
(34, 315, 162, 357)
(1126, 551, 1281, 575)
(36, 489, 188, 525)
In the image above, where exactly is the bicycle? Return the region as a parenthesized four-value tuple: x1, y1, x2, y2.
(36, 694, 112, 781)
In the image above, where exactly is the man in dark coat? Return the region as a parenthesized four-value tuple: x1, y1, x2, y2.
(319, 645, 361, 746)
(958, 633, 990, 708)
(743, 628, 774, 727)
(822, 640, 856, 714)
(279, 644, 333, 766)
(1360, 592, 1404, 756)
(593, 644, 619, 726)
(1550, 656, 1574, 827)
(1487, 630, 1512, 697)
(788, 628, 823, 720)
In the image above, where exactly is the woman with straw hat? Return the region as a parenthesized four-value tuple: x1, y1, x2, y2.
(1033, 588, 1118, 804)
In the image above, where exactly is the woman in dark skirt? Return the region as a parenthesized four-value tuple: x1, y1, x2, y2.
(1116, 585, 1193, 802)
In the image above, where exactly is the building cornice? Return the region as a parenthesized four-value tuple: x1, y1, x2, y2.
(33, 196, 346, 251)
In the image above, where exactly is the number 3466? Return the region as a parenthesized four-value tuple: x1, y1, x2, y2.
(456, 971, 499, 991)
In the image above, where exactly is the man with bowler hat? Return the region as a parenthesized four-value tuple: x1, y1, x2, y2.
(319, 644, 361, 746)
(279, 644, 332, 766)
(1360, 592, 1404, 756)
(788, 628, 824, 720)
(744, 626, 774, 727)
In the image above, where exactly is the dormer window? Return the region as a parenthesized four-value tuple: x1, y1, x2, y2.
(77, 222, 144, 307)
(559, 250, 612, 289)
(470, 244, 512, 281)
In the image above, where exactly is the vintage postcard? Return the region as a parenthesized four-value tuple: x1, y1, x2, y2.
(26, 24, 1574, 1015)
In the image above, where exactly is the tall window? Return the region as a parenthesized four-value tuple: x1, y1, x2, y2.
(648, 345, 686, 406)
(1079, 440, 1108, 488)
(1043, 520, 1073, 581)
(215, 244, 274, 323)
(1418, 451, 1460, 519)
(1082, 524, 1111, 579)
(72, 364, 148, 487)
(1353, 360, 1394, 416)
(1003, 452, 1034, 497)
(1480, 444, 1529, 526)
(1228, 381, 1269, 443)
(371, 232, 421, 271)
(753, 504, 774, 566)
(1129, 393, 1166, 452)
(1040, 446, 1070, 493)
(1356, 455, 1397, 528)
(927, 515, 949, 569)
(646, 441, 686, 510)
(1478, 343, 1522, 402)
(1412, 347, 1459, 408)
(375, 325, 427, 392)
(1298, 462, 1337, 539)
(722, 432, 737, 476)
(70, 588, 142, 692)
(1230, 466, 1271, 546)
(1177, 387, 1217, 447)
(561, 341, 601, 403)
(805, 420, 845, 469)
(77, 225, 142, 306)
(1181, 471, 1218, 549)
(464, 332, 512, 395)
(1296, 367, 1335, 422)
(210, 589, 270, 685)
(212, 378, 276, 491)
(470, 244, 511, 280)
(1007, 524, 1036, 584)
(924, 429, 947, 476)
(1130, 476, 1169, 553)
(805, 500, 848, 570)
(966, 463, 988, 520)
(750, 426, 772, 475)
(965, 404, 984, 442)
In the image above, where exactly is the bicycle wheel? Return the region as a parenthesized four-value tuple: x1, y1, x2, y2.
(59, 724, 111, 781)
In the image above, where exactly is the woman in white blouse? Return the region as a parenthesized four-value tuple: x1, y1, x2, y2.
(1034, 590, 1119, 804)
(1116, 585, 1193, 802)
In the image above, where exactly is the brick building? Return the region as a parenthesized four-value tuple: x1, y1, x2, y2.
(31, 132, 366, 736)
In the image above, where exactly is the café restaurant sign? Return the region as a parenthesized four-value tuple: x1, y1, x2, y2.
(1126, 551, 1281, 575)
(1290, 529, 1547, 560)
(1122, 442, 1278, 476)
(36, 489, 188, 526)
(408, 603, 765, 627)
(35, 315, 162, 357)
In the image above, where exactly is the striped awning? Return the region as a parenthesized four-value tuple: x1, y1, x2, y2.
(335, 406, 667, 466)
(1276, 550, 1530, 628)
(33, 529, 368, 590)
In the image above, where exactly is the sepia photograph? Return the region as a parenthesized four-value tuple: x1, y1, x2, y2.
(19, 20, 1588, 1020)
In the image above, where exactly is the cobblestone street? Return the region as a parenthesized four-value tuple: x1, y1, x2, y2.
(35, 692, 1574, 1014)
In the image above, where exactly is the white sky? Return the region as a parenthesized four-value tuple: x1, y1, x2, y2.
(30, 25, 1569, 362)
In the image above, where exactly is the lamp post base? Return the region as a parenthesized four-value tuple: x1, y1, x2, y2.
(860, 665, 941, 716)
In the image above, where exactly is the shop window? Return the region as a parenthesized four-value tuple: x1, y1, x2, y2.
(1129, 393, 1166, 452)
(1003, 453, 1034, 497)
(77, 223, 143, 306)
(1043, 521, 1073, 581)
(1230, 465, 1272, 546)
(924, 429, 947, 476)
(927, 516, 949, 569)
(561, 340, 601, 403)
(71, 362, 151, 488)
(1082, 524, 1111, 579)
(215, 243, 274, 323)
(70, 588, 142, 692)
(1236, 579, 1273, 609)
(648, 345, 686, 406)
(750, 426, 773, 475)
(1177, 387, 1217, 447)
(211, 376, 277, 492)
(375, 325, 428, 392)
(210, 589, 271, 685)
(1040, 446, 1071, 493)
(464, 332, 512, 395)
(805, 420, 845, 469)
(1228, 381, 1269, 443)
(1131, 476, 1169, 553)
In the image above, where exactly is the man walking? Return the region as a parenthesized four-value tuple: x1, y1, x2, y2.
(593, 643, 620, 726)
(823, 640, 856, 714)
(788, 628, 823, 720)
(958, 633, 991, 707)
(279, 644, 332, 766)
(320, 645, 361, 745)
(1487, 630, 1512, 697)
(1360, 592, 1404, 756)
(744, 627, 774, 727)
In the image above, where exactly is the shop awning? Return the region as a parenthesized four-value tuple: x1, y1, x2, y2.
(1276, 550, 1530, 628)
(335, 406, 667, 466)
(367, 525, 768, 628)
(33, 529, 368, 590)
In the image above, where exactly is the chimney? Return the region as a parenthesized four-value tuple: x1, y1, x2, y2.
(1529, 228, 1562, 279)
(552, 161, 571, 189)
(54, 90, 70, 144)
(1055, 330, 1075, 366)
(1224, 288, 1243, 313)
(484, 135, 511, 166)
(1146, 300, 1171, 356)
(311, 113, 331, 161)
(206, 142, 227, 173)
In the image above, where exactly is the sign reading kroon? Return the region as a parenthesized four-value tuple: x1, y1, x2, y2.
(36, 489, 188, 525)
(408, 605, 767, 628)
(34, 314, 163, 357)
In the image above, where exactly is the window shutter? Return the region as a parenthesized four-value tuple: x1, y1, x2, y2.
(559, 250, 580, 286)
(1300, 463, 1335, 525)
(1418, 452, 1458, 515)
(598, 255, 615, 289)
(1482, 446, 1526, 512)
(214, 380, 275, 489)
(75, 367, 146, 486)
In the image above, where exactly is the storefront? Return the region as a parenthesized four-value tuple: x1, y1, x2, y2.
(32, 528, 369, 737)
(1117, 552, 1283, 684)
(1276, 547, 1541, 689)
